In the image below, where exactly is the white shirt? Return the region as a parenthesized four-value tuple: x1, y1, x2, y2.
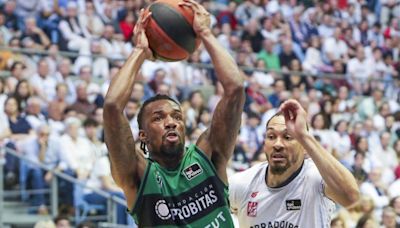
(229, 159, 335, 228)
(323, 37, 348, 60)
(29, 73, 57, 102)
(85, 155, 112, 194)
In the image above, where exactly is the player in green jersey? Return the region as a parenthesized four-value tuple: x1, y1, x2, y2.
(103, 0, 245, 227)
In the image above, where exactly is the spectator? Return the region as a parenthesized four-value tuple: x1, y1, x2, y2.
(29, 58, 57, 104)
(60, 117, 95, 179)
(302, 35, 324, 75)
(323, 27, 349, 64)
(54, 58, 77, 105)
(257, 38, 280, 71)
(20, 124, 64, 214)
(100, 24, 131, 60)
(83, 149, 130, 224)
(78, 1, 104, 38)
(58, 2, 91, 68)
(260, 16, 281, 42)
(355, 213, 379, 228)
(13, 79, 32, 112)
(6, 61, 26, 93)
(279, 40, 300, 71)
(381, 206, 398, 228)
(389, 196, 400, 223)
(68, 82, 96, 119)
(360, 167, 390, 213)
(241, 18, 264, 53)
(0, 12, 12, 46)
(125, 98, 140, 139)
(54, 215, 71, 228)
(234, 0, 264, 26)
(25, 96, 47, 130)
(47, 83, 68, 135)
(1, 0, 21, 32)
(20, 17, 50, 50)
(347, 45, 373, 95)
(238, 111, 263, 160)
(118, 10, 135, 41)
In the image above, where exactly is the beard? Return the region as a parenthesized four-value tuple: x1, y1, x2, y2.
(269, 160, 291, 174)
(268, 152, 300, 175)
(160, 143, 184, 156)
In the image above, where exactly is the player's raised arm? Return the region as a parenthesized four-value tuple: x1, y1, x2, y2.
(179, 0, 245, 183)
(280, 99, 360, 207)
(103, 10, 152, 205)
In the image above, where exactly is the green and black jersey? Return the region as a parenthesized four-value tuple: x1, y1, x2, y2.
(130, 144, 234, 228)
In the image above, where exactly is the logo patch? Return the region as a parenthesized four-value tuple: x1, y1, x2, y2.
(182, 163, 203, 180)
(251, 192, 259, 198)
(247, 202, 258, 217)
(156, 171, 163, 188)
(286, 199, 301, 211)
(155, 199, 171, 220)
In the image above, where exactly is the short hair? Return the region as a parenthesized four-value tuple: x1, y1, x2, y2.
(137, 94, 180, 130)
(54, 215, 70, 224)
(83, 117, 98, 128)
(266, 111, 283, 128)
(266, 111, 309, 131)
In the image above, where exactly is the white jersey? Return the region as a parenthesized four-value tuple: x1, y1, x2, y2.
(229, 159, 335, 228)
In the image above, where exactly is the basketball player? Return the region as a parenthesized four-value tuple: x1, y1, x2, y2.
(229, 99, 359, 227)
(103, 0, 245, 227)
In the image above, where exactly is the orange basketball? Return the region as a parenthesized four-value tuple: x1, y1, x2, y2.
(144, 0, 201, 61)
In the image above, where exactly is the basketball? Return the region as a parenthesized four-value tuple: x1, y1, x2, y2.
(144, 0, 201, 61)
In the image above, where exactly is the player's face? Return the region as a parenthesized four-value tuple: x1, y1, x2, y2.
(141, 100, 186, 158)
(263, 115, 304, 175)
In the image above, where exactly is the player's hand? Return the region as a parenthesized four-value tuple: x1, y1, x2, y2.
(133, 9, 154, 60)
(279, 99, 309, 140)
(179, 0, 211, 37)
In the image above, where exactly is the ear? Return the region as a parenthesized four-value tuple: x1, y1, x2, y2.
(138, 130, 147, 142)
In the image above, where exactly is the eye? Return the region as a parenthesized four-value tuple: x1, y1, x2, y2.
(267, 134, 275, 140)
(173, 114, 183, 121)
(284, 135, 293, 140)
(153, 116, 162, 122)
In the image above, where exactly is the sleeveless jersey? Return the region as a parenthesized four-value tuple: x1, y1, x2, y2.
(229, 159, 335, 228)
(130, 144, 234, 228)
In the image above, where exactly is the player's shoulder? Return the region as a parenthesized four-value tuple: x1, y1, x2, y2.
(229, 162, 267, 187)
(303, 158, 319, 174)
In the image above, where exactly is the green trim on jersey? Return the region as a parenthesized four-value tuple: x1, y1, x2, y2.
(129, 144, 233, 228)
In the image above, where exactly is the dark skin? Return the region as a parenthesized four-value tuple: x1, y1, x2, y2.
(103, 0, 245, 210)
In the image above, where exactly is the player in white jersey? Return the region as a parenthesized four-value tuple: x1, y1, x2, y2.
(229, 99, 359, 228)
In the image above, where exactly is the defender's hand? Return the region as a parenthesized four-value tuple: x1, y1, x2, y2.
(279, 99, 309, 140)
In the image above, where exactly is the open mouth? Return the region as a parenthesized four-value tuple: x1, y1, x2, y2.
(271, 153, 286, 162)
(165, 131, 179, 143)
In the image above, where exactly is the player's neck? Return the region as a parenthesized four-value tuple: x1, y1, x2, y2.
(152, 151, 185, 170)
(266, 162, 304, 188)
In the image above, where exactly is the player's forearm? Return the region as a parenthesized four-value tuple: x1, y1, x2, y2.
(298, 133, 359, 206)
(199, 29, 244, 95)
(104, 48, 146, 111)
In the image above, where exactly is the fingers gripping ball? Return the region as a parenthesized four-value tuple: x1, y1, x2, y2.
(144, 0, 201, 61)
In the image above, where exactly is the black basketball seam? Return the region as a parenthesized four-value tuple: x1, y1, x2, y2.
(149, 2, 196, 53)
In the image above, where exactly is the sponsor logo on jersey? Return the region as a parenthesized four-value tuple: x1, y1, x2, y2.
(155, 199, 171, 220)
(183, 163, 203, 180)
(286, 199, 301, 211)
(247, 201, 258, 217)
(250, 221, 299, 228)
(154, 184, 219, 221)
(251, 191, 259, 198)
